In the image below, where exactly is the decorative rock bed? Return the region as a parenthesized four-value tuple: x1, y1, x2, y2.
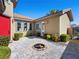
(9, 37, 68, 59)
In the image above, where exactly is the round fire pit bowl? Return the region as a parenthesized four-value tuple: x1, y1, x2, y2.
(33, 43, 47, 51)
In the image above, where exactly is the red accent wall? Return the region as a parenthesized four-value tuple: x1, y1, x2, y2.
(0, 15, 10, 36)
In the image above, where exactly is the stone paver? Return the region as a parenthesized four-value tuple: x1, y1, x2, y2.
(9, 37, 68, 59)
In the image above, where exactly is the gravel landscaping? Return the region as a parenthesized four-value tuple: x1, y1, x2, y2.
(9, 37, 68, 59)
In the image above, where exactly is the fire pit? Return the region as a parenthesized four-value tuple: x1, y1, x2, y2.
(33, 43, 46, 51)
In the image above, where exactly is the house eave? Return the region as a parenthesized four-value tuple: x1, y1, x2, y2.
(34, 13, 61, 22)
(14, 18, 32, 22)
(63, 8, 73, 21)
(34, 8, 73, 22)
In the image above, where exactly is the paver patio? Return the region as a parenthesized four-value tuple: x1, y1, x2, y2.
(9, 36, 69, 59)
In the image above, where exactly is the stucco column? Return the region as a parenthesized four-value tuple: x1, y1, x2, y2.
(21, 22, 24, 32)
(41, 22, 46, 36)
(10, 17, 13, 42)
(27, 23, 30, 31)
(3, 0, 13, 17)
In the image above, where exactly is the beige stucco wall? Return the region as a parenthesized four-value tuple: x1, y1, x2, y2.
(12, 20, 16, 37)
(59, 14, 71, 35)
(34, 14, 71, 36)
(45, 16, 60, 34)
(35, 16, 60, 35)
(3, 0, 13, 17)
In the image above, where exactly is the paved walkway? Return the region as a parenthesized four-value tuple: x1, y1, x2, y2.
(9, 37, 68, 59)
(61, 40, 79, 59)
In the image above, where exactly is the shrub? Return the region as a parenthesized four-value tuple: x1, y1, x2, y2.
(0, 46, 11, 59)
(0, 36, 10, 46)
(60, 34, 70, 42)
(76, 33, 79, 36)
(52, 34, 59, 42)
(43, 34, 52, 40)
(78, 33, 79, 36)
(43, 33, 47, 39)
(46, 34, 52, 40)
(13, 33, 23, 41)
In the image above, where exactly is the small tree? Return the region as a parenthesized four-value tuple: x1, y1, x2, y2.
(49, 9, 61, 15)
(50, 9, 57, 14)
(47, 9, 61, 15)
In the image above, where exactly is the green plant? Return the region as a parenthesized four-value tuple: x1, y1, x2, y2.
(46, 34, 52, 40)
(75, 33, 79, 36)
(49, 9, 61, 15)
(60, 34, 70, 42)
(0, 46, 11, 59)
(13, 33, 23, 41)
(0, 36, 10, 46)
(43, 33, 47, 39)
(77, 33, 79, 36)
(52, 34, 59, 42)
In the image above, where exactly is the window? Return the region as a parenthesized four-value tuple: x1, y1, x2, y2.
(36, 24, 39, 29)
(24, 23, 27, 31)
(29, 23, 32, 30)
(17, 22, 21, 31)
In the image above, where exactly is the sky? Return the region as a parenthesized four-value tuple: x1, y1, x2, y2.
(14, 0, 79, 25)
